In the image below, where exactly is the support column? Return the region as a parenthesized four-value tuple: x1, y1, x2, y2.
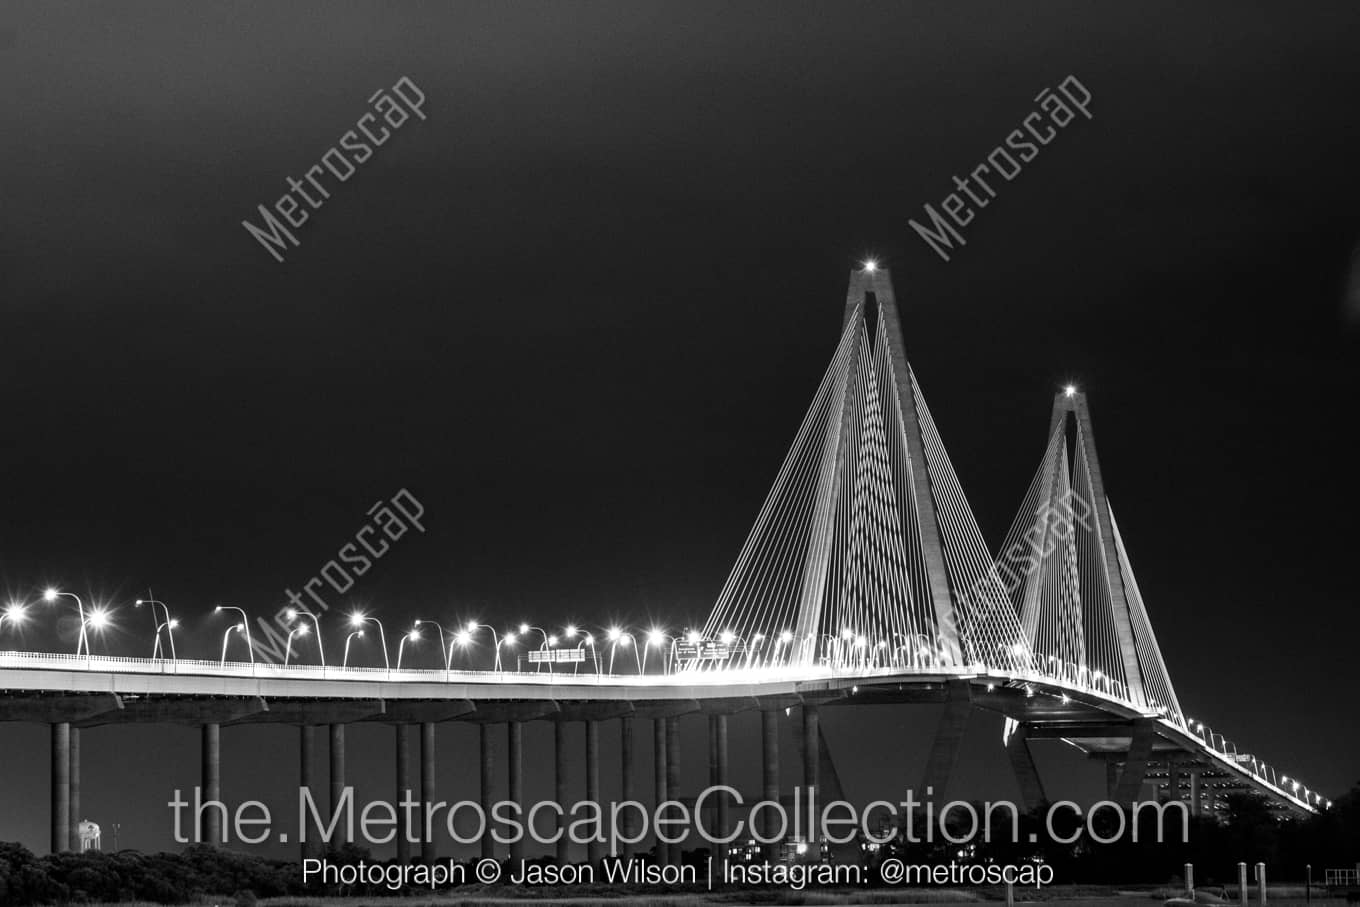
(1005, 725, 1047, 813)
(1105, 759, 1119, 799)
(421, 722, 437, 863)
(1112, 720, 1158, 803)
(329, 724, 346, 849)
(555, 722, 570, 865)
(1189, 770, 1201, 818)
(761, 709, 780, 862)
(508, 721, 524, 863)
(480, 725, 496, 860)
(51, 723, 70, 854)
(586, 719, 602, 865)
(620, 717, 636, 858)
(200, 723, 221, 846)
(1167, 764, 1181, 805)
(709, 714, 729, 869)
(396, 724, 413, 863)
(653, 718, 667, 864)
(920, 679, 972, 806)
(69, 727, 81, 851)
(802, 705, 819, 846)
(300, 725, 316, 858)
(665, 717, 680, 867)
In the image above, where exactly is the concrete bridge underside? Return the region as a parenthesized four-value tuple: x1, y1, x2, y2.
(0, 665, 1301, 859)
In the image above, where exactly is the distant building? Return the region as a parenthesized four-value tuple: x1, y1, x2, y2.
(77, 820, 100, 852)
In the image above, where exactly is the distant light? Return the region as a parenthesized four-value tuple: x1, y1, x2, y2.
(1063, 384, 1077, 397)
(43, 588, 58, 603)
(841, 628, 853, 640)
(548, 634, 558, 646)
(619, 635, 631, 647)
(862, 259, 878, 273)
(687, 631, 702, 645)
(519, 623, 530, 635)
(455, 631, 471, 646)
(349, 612, 366, 628)
(779, 631, 792, 643)
(466, 621, 478, 634)
(648, 630, 665, 647)
(565, 624, 578, 638)
(294, 624, 309, 635)
(168, 619, 179, 629)
(407, 629, 420, 642)
(720, 631, 735, 645)
(503, 632, 517, 645)
(134, 599, 144, 605)
(752, 633, 765, 642)
(607, 627, 622, 641)
(87, 609, 110, 629)
(877, 640, 887, 648)
(285, 608, 298, 620)
(4, 603, 28, 623)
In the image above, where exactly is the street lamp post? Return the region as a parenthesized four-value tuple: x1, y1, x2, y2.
(284, 624, 311, 667)
(349, 614, 389, 672)
(219, 624, 244, 668)
(396, 629, 421, 670)
(214, 606, 255, 671)
(153, 619, 180, 661)
(135, 598, 177, 662)
(285, 608, 326, 668)
(0, 603, 28, 644)
(43, 588, 89, 657)
(414, 620, 449, 676)
(342, 630, 365, 668)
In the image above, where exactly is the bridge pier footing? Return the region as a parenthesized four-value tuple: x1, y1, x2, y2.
(51, 722, 70, 854)
(920, 679, 972, 806)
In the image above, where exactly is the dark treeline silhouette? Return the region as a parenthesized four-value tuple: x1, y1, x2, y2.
(1, 788, 1357, 904)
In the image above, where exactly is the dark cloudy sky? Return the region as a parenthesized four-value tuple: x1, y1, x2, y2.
(1, 2, 1358, 856)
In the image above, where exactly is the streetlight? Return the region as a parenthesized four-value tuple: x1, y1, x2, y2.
(135, 598, 177, 662)
(81, 608, 111, 665)
(520, 623, 548, 671)
(467, 622, 505, 671)
(500, 631, 519, 673)
(607, 628, 639, 674)
(0, 602, 28, 641)
(644, 629, 674, 674)
(213, 606, 255, 668)
(414, 621, 449, 674)
(219, 624, 245, 668)
(349, 613, 389, 671)
(774, 630, 794, 668)
(285, 608, 326, 668)
(453, 629, 474, 669)
(43, 588, 89, 657)
(396, 628, 421, 670)
(153, 618, 180, 661)
(342, 630, 365, 668)
(284, 624, 311, 667)
(574, 632, 597, 676)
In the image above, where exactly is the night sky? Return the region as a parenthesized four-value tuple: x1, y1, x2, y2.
(1, 2, 1358, 857)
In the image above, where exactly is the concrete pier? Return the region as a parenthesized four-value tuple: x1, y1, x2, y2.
(761, 709, 779, 862)
(586, 719, 602, 864)
(508, 721, 524, 863)
(421, 722, 436, 862)
(201, 723, 221, 845)
(664, 716, 680, 867)
(396, 724, 412, 863)
(329, 723, 346, 847)
(802, 704, 818, 844)
(555, 722, 569, 864)
(300, 725, 315, 857)
(480, 724, 496, 859)
(50, 722, 69, 854)
(620, 716, 635, 858)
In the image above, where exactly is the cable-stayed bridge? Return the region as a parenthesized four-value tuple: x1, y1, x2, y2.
(0, 268, 1325, 863)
